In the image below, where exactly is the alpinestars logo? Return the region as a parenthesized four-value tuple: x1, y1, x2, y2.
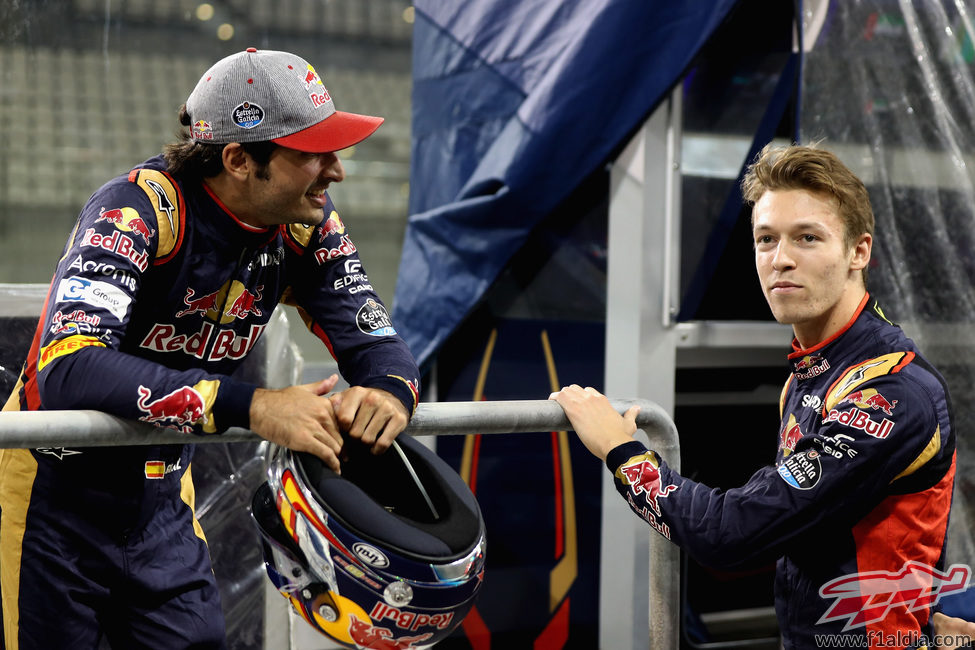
(818, 561, 971, 630)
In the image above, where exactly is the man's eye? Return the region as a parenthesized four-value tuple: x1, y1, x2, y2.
(802, 234, 818, 243)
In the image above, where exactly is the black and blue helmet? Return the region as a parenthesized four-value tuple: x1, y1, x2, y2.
(252, 434, 486, 648)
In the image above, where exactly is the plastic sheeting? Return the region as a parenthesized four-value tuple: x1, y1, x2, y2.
(394, 0, 742, 369)
(801, 0, 975, 619)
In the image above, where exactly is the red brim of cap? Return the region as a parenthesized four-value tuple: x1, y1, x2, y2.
(271, 111, 385, 153)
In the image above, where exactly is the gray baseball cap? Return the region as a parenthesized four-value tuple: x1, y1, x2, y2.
(185, 48, 384, 153)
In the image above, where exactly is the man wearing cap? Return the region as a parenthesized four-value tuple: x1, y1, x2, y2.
(0, 48, 420, 649)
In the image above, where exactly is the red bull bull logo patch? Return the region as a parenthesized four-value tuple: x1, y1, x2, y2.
(318, 211, 346, 242)
(136, 384, 206, 431)
(779, 414, 803, 457)
(232, 101, 265, 129)
(617, 454, 678, 516)
(95, 206, 156, 246)
(192, 119, 213, 140)
(818, 561, 970, 631)
(838, 388, 897, 416)
(303, 64, 332, 108)
(175, 281, 264, 323)
(793, 354, 830, 380)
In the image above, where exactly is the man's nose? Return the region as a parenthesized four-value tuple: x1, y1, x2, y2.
(772, 242, 796, 269)
(320, 152, 346, 183)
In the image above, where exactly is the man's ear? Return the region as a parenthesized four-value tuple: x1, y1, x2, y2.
(221, 143, 249, 179)
(850, 232, 872, 272)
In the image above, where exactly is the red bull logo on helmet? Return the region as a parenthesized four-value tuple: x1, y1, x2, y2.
(838, 388, 898, 416)
(348, 614, 433, 650)
(95, 206, 156, 246)
(136, 384, 206, 431)
(818, 560, 971, 631)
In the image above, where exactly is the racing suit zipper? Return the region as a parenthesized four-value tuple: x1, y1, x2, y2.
(199, 247, 251, 362)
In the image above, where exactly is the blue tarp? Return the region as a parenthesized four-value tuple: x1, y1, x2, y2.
(394, 0, 742, 369)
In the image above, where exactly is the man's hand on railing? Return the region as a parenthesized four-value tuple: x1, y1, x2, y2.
(249, 374, 344, 473)
(549, 384, 642, 461)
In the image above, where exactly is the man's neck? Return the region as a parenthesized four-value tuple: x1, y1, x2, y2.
(792, 288, 868, 350)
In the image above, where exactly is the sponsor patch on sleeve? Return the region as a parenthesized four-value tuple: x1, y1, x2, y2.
(38, 335, 106, 371)
(777, 449, 823, 490)
(356, 299, 396, 337)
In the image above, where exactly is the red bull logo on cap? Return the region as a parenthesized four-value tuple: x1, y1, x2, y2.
(192, 120, 213, 140)
(838, 388, 897, 416)
(95, 206, 156, 246)
(303, 64, 332, 108)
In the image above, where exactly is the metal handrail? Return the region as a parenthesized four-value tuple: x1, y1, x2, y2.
(0, 398, 675, 446)
(0, 398, 681, 649)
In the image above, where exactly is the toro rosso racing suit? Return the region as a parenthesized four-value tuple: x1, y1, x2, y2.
(0, 155, 420, 649)
(607, 296, 958, 649)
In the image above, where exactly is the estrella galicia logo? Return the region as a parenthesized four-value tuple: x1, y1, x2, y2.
(356, 298, 396, 337)
(777, 449, 822, 490)
(232, 102, 264, 129)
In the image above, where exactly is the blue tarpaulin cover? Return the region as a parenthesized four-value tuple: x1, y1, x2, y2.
(394, 0, 742, 368)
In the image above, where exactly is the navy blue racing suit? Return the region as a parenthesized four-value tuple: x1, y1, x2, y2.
(606, 296, 958, 649)
(0, 155, 420, 649)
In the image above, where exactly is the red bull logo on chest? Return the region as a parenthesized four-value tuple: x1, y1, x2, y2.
(176, 281, 264, 323)
(95, 206, 156, 246)
(837, 388, 897, 415)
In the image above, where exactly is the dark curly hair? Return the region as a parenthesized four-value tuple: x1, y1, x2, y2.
(164, 104, 277, 180)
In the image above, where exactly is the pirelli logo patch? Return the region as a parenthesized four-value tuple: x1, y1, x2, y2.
(38, 335, 106, 371)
